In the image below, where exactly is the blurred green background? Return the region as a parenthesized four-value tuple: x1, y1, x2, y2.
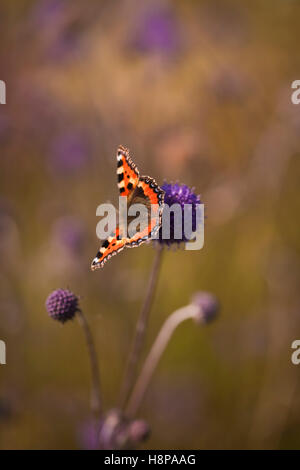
(1, 0, 300, 449)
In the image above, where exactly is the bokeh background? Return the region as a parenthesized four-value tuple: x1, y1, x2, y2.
(1, 0, 300, 449)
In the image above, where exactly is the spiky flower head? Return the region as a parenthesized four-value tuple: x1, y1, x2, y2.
(45, 288, 79, 323)
(157, 182, 201, 246)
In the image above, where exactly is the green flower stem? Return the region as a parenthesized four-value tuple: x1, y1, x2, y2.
(119, 245, 164, 411)
(125, 304, 199, 418)
(77, 309, 102, 419)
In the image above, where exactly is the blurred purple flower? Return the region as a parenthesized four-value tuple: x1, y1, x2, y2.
(49, 132, 90, 175)
(31, 0, 66, 27)
(47, 27, 82, 62)
(52, 216, 86, 255)
(30, 0, 83, 62)
(132, 6, 180, 56)
(157, 182, 201, 246)
(78, 419, 99, 450)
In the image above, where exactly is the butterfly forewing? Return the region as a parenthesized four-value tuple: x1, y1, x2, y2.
(117, 146, 139, 198)
(91, 226, 128, 270)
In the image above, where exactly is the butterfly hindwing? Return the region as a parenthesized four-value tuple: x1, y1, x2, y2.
(117, 145, 139, 198)
(127, 176, 164, 247)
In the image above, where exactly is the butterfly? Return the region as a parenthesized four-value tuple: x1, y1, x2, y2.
(91, 145, 164, 270)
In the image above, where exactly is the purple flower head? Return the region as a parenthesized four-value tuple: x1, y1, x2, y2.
(45, 289, 79, 323)
(47, 30, 81, 62)
(52, 216, 85, 255)
(31, 0, 65, 27)
(191, 292, 219, 324)
(49, 132, 89, 175)
(157, 182, 201, 246)
(132, 7, 180, 56)
(30, 0, 81, 62)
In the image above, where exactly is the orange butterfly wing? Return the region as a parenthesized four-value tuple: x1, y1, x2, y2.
(116, 145, 139, 198)
(91, 226, 128, 270)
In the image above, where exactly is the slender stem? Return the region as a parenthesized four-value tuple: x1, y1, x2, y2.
(125, 305, 199, 418)
(119, 245, 164, 410)
(77, 309, 102, 419)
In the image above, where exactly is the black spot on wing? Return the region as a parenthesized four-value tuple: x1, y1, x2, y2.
(102, 239, 109, 248)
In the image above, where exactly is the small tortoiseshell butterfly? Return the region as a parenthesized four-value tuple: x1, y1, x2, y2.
(91, 145, 164, 270)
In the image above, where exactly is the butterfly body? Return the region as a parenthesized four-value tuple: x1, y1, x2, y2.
(91, 146, 164, 270)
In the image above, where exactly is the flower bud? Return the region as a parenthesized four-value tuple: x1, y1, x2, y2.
(191, 291, 219, 324)
(128, 419, 150, 443)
